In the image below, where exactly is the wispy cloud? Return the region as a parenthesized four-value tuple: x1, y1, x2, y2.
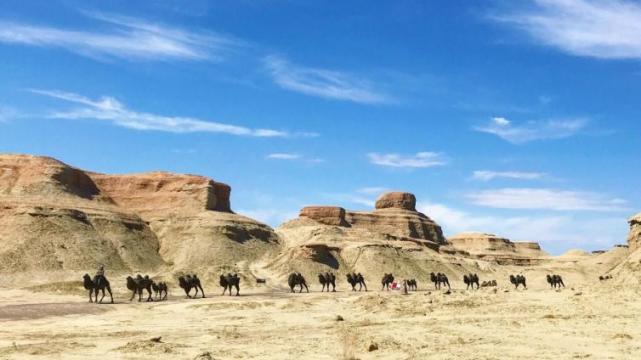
(368, 152, 448, 168)
(266, 153, 324, 163)
(266, 153, 301, 160)
(0, 105, 17, 122)
(472, 170, 547, 181)
(492, 0, 641, 60)
(31, 89, 297, 137)
(474, 116, 587, 144)
(466, 187, 629, 212)
(417, 201, 625, 252)
(0, 12, 240, 61)
(263, 55, 391, 104)
(356, 187, 389, 195)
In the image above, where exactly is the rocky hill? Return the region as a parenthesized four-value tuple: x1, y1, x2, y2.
(0, 154, 279, 282)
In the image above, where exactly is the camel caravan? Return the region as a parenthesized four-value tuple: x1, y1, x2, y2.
(81, 269, 566, 304)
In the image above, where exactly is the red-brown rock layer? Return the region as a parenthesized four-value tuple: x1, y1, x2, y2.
(300, 206, 347, 226)
(375, 192, 416, 211)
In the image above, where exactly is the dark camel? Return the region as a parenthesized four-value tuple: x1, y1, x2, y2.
(430, 272, 450, 290)
(546, 274, 565, 288)
(288, 272, 309, 293)
(509, 275, 527, 289)
(126, 274, 154, 302)
(318, 272, 336, 292)
(82, 273, 113, 304)
(405, 279, 417, 291)
(346, 273, 367, 291)
(220, 273, 240, 296)
(381, 273, 395, 291)
(463, 273, 480, 290)
(178, 274, 205, 298)
(151, 281, 168, 301)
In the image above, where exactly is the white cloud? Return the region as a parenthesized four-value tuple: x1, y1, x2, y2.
(31, 89, 293, 137)
(417, 201, 627, 252)
(0, 105, 17, 122)
(266, 153, 301, 160)
(493, 0, 641, 60)
(266, 153, 324, 163)
(0, 12, 239, 61)
(263, 55, 391, 104)
(356, 187, 389, 195)
(472, 170, 546, 181)
(368, 151, 448, 168)
(466, 188, 629, 212)
(474, 116, 587, 144)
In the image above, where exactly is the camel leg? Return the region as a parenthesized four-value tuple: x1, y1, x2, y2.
(199, 285, 206, 298)
(235, 284, 240, 296)
(88, 289, 94, 303)
(305, 283, 309, 293)
(99, 288, 106, 303)
(147, 288, 153, 302)
(332, 283, 336, 292)
(222, 286, 227, 296)
(106, 286, 114, 304)
(130, 290, 136, 302)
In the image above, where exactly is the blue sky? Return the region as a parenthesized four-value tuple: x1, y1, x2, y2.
(1, 0, 640, 254)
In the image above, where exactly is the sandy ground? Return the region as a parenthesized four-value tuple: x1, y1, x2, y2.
(0, 280, 640, 360)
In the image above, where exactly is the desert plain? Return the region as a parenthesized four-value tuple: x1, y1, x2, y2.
(1, 154, 641, 359)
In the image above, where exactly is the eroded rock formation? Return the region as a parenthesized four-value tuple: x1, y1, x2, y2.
(445, 232, 547, 265)
(628, 213, 641, 252)
(289, 192, 445, 246)
(0, 154, 278, 275)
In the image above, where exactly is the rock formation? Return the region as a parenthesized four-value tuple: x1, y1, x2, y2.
(375, 192, 416, 211)
(300, 206, 347, 226)
(292, 192, 444, 246)
(269, 192, 454, 284)
(628, 213, 641, 252)
(0, 154, 164, 272)
(445, 232, 547, 265)
(0, 154, 279, 277)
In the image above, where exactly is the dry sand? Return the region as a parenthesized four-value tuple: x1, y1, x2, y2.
(1, 277, 640, 360)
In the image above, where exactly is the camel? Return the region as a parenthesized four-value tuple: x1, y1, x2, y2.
(346, 273, 367, 291)
(126, 274, 154, 302)
(318, 272, 336, 292)
(405, 279, 417, 291)
(481, 280, 497, 287)
(430, 272, 450, 290)
(509, 275, 527, 289)
(178, 274, 205, 298)
(288, 272, 309, 293)
(381, 273, 394, 291)
(599, 275, 612, 281)
(220, 273, 240, 296)
(463, 273, 480, 290)
(151, 281, 168, 301)
(547, 274, 565, 288)
(82, 273, 113, 304)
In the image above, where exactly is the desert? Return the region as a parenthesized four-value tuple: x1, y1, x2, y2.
(0, 154, 640, 359)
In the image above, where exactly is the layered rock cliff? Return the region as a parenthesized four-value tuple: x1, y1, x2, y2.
(0, 154, 278, 276)
(445, 232, 547, 265)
